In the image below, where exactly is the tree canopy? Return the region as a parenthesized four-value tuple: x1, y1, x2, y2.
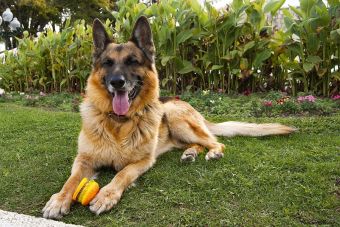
(0, 0, 114, 35)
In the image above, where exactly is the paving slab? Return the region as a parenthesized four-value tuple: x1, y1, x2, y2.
(0, 210, 82, 227)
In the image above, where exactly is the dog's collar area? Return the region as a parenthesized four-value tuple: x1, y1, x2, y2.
(107, 111, 130, 123)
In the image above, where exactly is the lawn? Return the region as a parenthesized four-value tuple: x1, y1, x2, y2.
(0, 99, 339, 226)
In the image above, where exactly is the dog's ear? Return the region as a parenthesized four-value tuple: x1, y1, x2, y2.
(130, 16, 155, 62)
(93, 18, 111, 59)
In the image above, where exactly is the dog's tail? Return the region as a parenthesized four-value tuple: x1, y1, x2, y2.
(205, 121, 297, 137)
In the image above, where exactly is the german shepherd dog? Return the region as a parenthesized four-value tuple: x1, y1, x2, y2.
(43, 16, 295, 219)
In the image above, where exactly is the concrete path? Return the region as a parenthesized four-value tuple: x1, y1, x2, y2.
(0, 210, 82, 227)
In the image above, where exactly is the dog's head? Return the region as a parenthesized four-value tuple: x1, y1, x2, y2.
(87, 16, 159, 117)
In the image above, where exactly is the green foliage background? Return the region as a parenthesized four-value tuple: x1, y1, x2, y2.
(0, 0, 339, 96)
(0, 0, 114, 35)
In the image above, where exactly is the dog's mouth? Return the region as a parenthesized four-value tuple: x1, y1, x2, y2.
(110, 85, 141, 116)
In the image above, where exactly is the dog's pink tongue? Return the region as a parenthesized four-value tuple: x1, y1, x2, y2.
(112, 91, 130, 116)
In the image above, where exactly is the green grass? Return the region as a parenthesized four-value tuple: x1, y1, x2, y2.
(0, 102, 339, 226)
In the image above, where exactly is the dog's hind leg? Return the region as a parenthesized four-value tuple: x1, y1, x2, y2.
(204, 142, 226, 161)
(181, 144, 204, 162)
(163, 100, 226, 161)
(171, 117, 226, 161)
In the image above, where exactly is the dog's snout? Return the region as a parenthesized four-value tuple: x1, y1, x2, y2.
(110, 75, 126, 89)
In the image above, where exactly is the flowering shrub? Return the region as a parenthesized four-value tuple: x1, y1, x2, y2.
(253, 92, 337, 117)
(332, 94, 340, 101)
(276, 100, 299, 114)
(276, 97, 290, 105)
(296, 95, 318, 111)
(261, 100, 273, 116)
(263, 101, 273, 107)
(297, 95, 316, 103)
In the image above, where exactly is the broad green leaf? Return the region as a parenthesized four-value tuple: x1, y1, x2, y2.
(178, 60, 196, 74)
(303, 62, 314, 72)
(161, 56, 175, 66)
(306, 33, 320, 54)
(330, 29, 340, 41)
(39, 77, 46, 86)
(176, 30, 193, 45)
(331, 72, 340, 80)
(264, 0, 286, 15)
(161, 78, 169, 87)
(232, 69, 240, 75)
(284, 17, 295, 31)
(231, 0, 243, 10)
(60, 79, 67, 87)
(221, 50, 240, 61)
(286, 42, 302, 56)
(289, 6, 304, 18)
(306, 55, 322, 64)
(185, 84, 193, 91)
(242, 41, 255, 54)
(327, 0, 340, 6)
(253, 49, 272, 68)
(300, 0, 315, 16)
(211, 65, 224, 71)
(286, 61, 301, 70)
(282, 8, 293, 18)
(230, 50, 240, 58)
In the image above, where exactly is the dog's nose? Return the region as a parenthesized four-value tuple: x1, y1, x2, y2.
(110, 75, 126, 89)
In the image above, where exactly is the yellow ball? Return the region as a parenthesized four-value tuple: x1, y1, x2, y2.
(72, 178, 100, 206)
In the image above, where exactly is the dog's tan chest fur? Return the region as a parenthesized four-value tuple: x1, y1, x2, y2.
(78, 100, 162, 170)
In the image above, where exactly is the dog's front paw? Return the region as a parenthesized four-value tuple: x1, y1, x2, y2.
(89, 186, 121, 215)
(42, 192, 72, 219)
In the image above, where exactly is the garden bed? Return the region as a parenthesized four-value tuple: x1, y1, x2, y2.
(1, 91, 339, 117)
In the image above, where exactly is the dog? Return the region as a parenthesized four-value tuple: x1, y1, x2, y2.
(42, 16, 295, 219)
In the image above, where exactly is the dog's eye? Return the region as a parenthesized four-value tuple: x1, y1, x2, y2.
(103, 59, 114, 67)
(125, 57, 139, 66)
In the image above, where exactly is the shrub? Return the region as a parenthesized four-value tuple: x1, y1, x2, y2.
(0, 0, 339, 96)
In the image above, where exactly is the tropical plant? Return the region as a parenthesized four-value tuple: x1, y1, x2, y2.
(0, 19, 95, 92)
(0, 0, 339, 96)
(280, 0, 340, 96)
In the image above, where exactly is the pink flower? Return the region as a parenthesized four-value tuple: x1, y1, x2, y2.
(39, 91, 46, 96)
(263, 100, 273, 107)
(297, 95, 316, 103)
(305, 95, 316, 102)
(297, 96, 305, 102)
(332, 94, 340, 100)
